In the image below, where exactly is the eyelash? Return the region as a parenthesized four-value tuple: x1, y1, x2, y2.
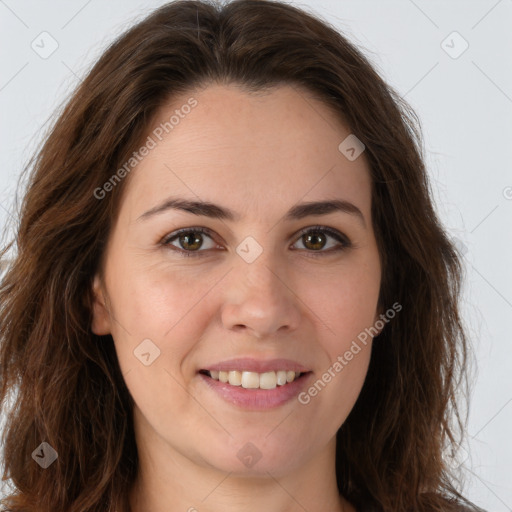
(160, 225, 352, 258)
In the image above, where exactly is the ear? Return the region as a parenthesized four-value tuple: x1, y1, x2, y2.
(91, 274, 112, 335)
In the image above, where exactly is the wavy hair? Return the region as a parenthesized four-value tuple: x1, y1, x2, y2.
(0, 1, 484, 511)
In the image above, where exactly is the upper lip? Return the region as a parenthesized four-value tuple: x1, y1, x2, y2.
(200, 358, 311, 373)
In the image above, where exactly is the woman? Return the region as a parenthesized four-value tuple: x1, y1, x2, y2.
(0, 1, 486, 511)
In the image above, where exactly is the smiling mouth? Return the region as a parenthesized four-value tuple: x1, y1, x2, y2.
(199, 369, 310, 390)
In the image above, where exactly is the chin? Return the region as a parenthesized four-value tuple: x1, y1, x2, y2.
(196, 435, 307, 477)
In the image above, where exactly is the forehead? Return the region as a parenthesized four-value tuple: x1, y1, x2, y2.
(121, 83, 372, 224)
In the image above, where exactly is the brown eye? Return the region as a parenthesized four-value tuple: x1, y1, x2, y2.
(161, 225, 351, 259)
(177, 232, 203, 251)
(162, 227, 217, 257)
(302, 231, 327, 251)
(292, 226, 351, 257)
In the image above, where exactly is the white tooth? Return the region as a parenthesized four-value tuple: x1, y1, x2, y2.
(228, 370, 242, 386)
(276, 370, 287, 386)
(259, 371, 277, 389)
(241, 371, 260, 389)
(218, 369, 300, 388)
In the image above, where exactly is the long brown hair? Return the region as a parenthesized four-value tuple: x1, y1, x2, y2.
(0, 1, 485, 511)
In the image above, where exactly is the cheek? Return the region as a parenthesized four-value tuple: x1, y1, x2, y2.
(298, 260, 379, 417)
(106, 263, 213, 423)
(106, 255, 216, 340)
(304, 261, 381, 349)
(319, 343, 372, 430)
(103, 257, 223, 394)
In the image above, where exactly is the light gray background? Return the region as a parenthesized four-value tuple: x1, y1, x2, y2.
(1, 0, 511, 510)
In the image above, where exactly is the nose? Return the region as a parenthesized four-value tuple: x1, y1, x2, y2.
(220, 251, 302, 339)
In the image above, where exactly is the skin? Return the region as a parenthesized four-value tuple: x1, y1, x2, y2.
(91, 83, 382, 512)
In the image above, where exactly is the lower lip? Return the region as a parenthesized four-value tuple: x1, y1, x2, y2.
(198, 372, 313, 410)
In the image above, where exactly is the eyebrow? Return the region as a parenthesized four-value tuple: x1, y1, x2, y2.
(137, 197, 366, 228)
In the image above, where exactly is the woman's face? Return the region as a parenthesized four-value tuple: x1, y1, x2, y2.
(92, 83, 382, 477)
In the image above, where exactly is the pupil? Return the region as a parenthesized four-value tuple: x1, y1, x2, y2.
(305, 232, 324, 250)
(181, 232, 201, 250)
